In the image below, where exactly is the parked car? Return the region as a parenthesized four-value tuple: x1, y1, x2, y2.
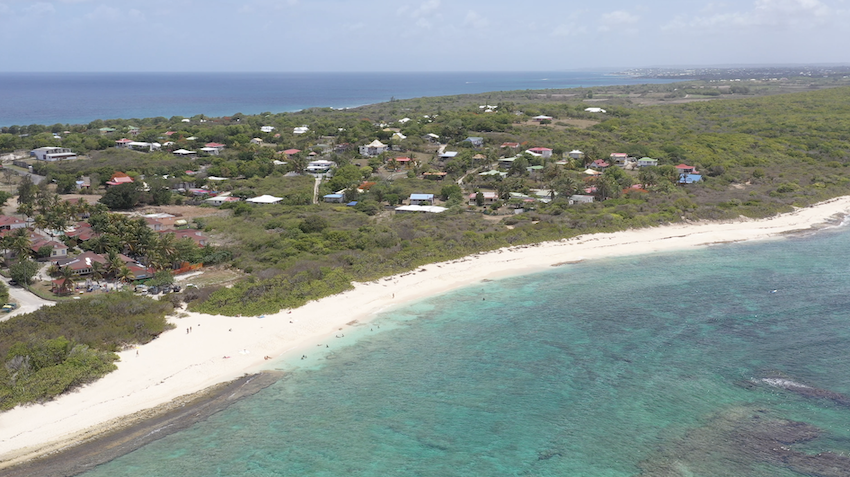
(1, 303, 18, 313)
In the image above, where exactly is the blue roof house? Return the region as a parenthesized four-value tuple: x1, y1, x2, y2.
(679, 173, 702, 184)
(464, 137, 484, 147)
(409, 193, 435, 206)
(323, 193, 345, 203)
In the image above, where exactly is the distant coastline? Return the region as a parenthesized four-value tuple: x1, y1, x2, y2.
(0, 71, 679, 127)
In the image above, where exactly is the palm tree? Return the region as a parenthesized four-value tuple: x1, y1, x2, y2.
(117, 265, 135, 284)
(57, 265, 76, 296)
(154, 233, 178, 270)
(8, 229, 32, 261)
(91, 261, 105, 287)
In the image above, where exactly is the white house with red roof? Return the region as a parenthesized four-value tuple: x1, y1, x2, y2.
(115, 138, 133, 148)
(590, 159, 610, 170)
(675, 164, 697, 174)
(527, 147, 553, 158)
(202, 143, 226, 156)
(0, 215, 27, 231)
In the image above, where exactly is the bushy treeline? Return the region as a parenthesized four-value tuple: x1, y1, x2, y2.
(0, 293, 174, 409)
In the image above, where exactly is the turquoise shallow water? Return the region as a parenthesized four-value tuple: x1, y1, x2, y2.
(81, 226, 850, 476)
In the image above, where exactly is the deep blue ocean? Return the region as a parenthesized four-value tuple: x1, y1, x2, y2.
(0, 72, 675, 127)
(79, 224, 850, 476)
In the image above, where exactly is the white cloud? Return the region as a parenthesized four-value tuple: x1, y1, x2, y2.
(85, 5, 121, 21)
(24, 2, 55, 16)
(463, 10, 489, 29)
(664, 0, 834, 30)
(412, 0, 440, 17)
(598, 10, 639, 32)
(551, 24, 587, 37)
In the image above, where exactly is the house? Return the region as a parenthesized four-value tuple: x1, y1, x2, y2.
(468, 191, 499, 205)
(409, 193, 435, 206)
(589, 159, 609, 170)
(584, 107, 606, 113)
(439, 151, 458, 160)
(389, 157, 412, 169)
(608, 153, 629, 167)
(115, 138, 133, 148)
(128, 141, 160, 152)
(501, 142, 520, 149)
(569, 150, 584, 160)
(282, 148, 301, 157)
(98, 127, 116, 134)
(532, 115, 553, 122)
(75, 176, 92, 191)
(306, 160, 335, 174)
(128, 127, 140, 136)
(172, 149, 197, 157)
(293, 126, 309, 134)
(106, 172, 134, 187)
(394, 205, 448, 214)
(499, 156, 517, 168)
(205, 142, 226, 151)
(261, 126, 275, 133)
(637, 157, 658, 167)
(323, 193, 345, 203)
(166, 229, 208, 247)
(205, 195, 241, 207)
(54, 251, 108, 276)
(246, 194, 283, 204)
(527, 147, 553, 158)
(570, 195, 595, 204)
(30, 146, 76, 162)
(675, 164, 697, 174)
(359, 140, 389, 157)
(0, 215, 27, 231)
(423, 133, 440, 143)
(464, 137, 484, 147)
(679, 173, 703, 184)
(250, 138, 263, 145)
(392, 132, 407, 141)
(144, 218, 166, 231)
(31, 238, 68, 259)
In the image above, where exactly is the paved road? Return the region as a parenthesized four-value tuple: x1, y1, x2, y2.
(4, 164, 46, 185)
(0, 274, 55, 321)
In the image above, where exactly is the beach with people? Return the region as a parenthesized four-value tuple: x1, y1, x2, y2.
(2, 195, 850, 470)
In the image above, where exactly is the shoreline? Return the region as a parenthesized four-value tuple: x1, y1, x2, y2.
(3, 196, 850, 471)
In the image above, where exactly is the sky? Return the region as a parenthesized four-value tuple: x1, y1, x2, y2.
(0, 0, 847, 72)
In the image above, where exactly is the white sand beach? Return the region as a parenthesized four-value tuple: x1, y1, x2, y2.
(2, 196, 850, 467)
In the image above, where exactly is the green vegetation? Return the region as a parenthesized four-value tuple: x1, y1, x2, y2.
(0, 293, 173, 409)
(7, 81, 850, 320)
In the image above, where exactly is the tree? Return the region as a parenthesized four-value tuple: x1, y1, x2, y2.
(440, 183, 462, 201)
(10, 259, 39, 286)
(16, 175, 37, 217)
(99, 182, 141, 210)
(299, 215, 328, 234)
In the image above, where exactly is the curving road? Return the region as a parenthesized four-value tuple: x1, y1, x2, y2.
(0, 274, 55, 322)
